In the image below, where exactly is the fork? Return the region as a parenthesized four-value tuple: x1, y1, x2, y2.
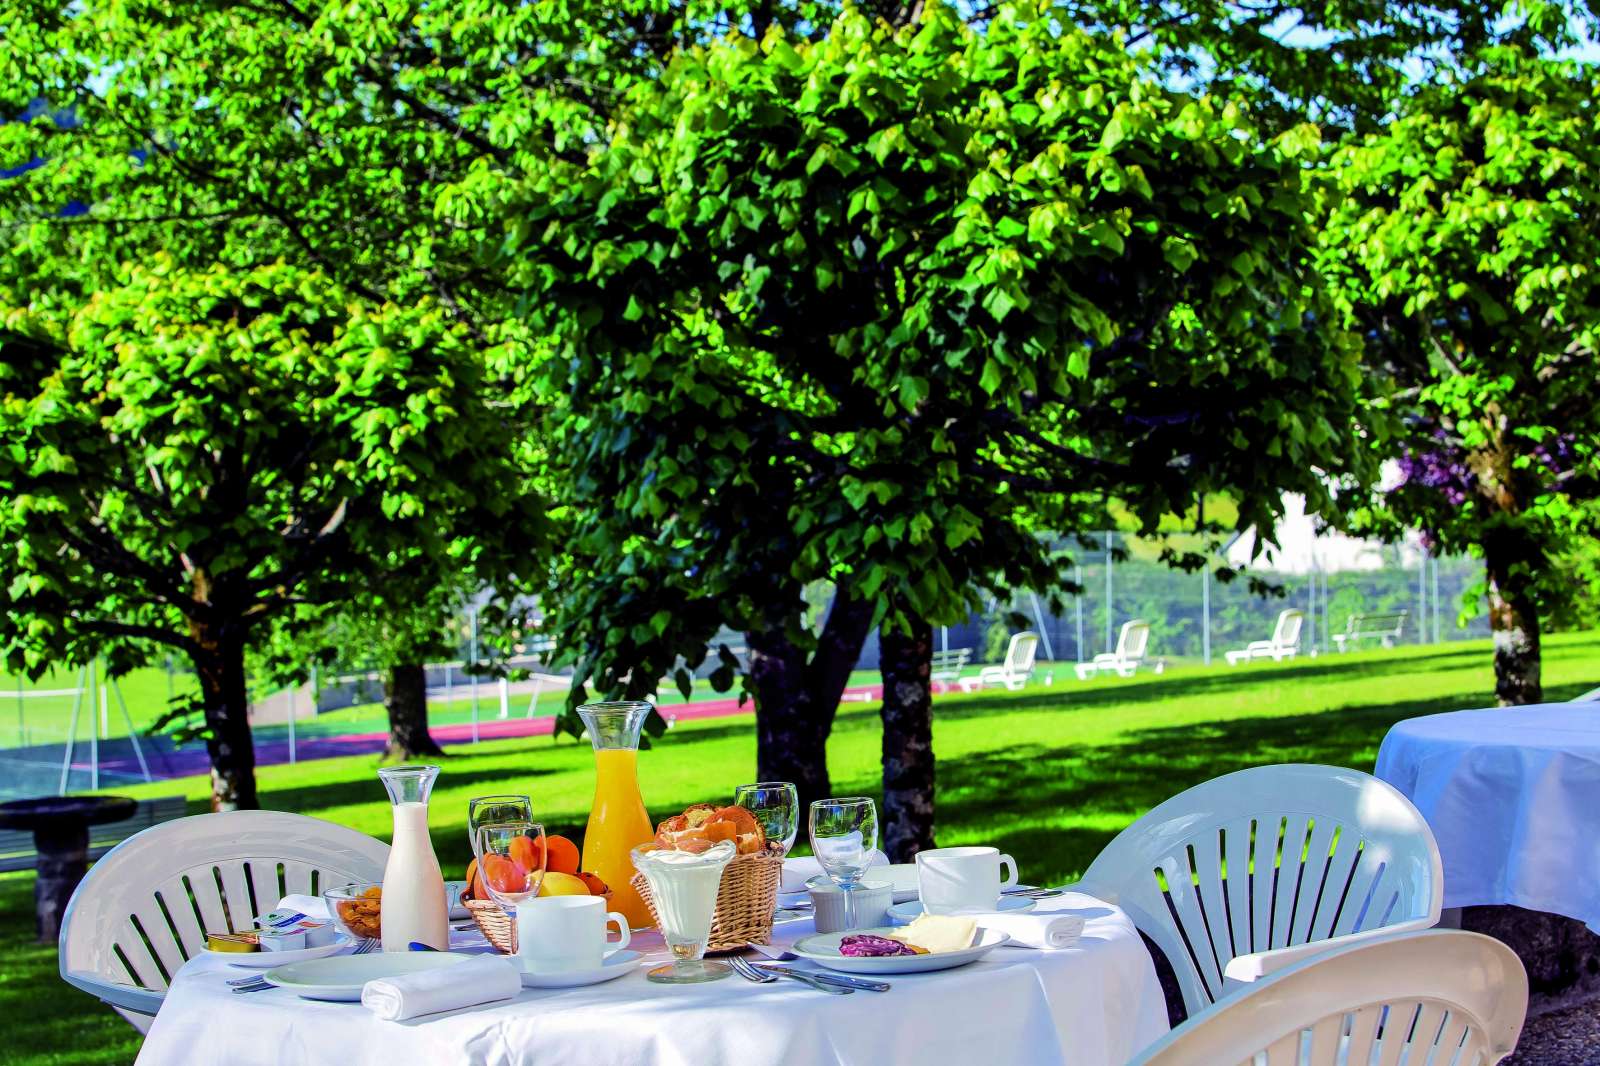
(225, 938, 377, 987)
(729, 955, 851, 994)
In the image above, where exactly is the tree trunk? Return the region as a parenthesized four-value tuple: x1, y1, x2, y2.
(190, 626, 259, 812)
(747, 584, 875, 818)
(384, 662, 444, 760)
(878, 608, 936, 862)
(1485, 537, 1542, 706)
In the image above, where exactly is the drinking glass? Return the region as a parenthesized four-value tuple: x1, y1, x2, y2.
(733, 782, 800, 855)
(472, 820, 547, 917)
(808, 797, 877, 930)
(468, 794, 532, 841)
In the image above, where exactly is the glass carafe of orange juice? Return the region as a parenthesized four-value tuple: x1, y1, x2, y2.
(575, 700, 656, 929)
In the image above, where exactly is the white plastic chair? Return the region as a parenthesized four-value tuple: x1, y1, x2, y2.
(1130, 929, 1527, 1065)
(1075, 619, 1152, 679)
(1225, 609, 1304, 666)
(962, 632, 1039, 691)
(59, 810, 389, 1030)
(1068, 764, 1443, 1018)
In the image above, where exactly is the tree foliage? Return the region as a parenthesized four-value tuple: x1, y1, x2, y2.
(504, 1, 1378, 848)
(1318, 48, 1600, 705)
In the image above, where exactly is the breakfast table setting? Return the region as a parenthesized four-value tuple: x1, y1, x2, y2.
(132, 702, 1168, 1066)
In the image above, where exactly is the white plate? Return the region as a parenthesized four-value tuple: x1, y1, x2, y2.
(885, 896, 1037, 925)
(514, 950, 642, 989)
(791, 927, 1010, 974)
(204, 940, 349, 968)
(265, 951, 477, 1001)
(881, 864, 921, 903)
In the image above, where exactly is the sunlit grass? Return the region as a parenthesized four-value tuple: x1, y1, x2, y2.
(3, 631, 1597, 1064)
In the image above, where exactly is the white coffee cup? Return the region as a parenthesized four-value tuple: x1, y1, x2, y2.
(915, 846, 1018, 914)
(515, 895, 631, 974)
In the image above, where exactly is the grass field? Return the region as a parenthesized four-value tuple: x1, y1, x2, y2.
(4, 632, 1598, 1065)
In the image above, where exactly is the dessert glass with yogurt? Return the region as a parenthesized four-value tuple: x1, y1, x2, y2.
(630, 840, 737, 983)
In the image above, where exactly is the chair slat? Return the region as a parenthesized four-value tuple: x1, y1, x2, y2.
(1223, 816, 1257, 956)
(246, 859, 281, 919)
(1262, 1029, 1304, 1066)
(1251, 816, 1282, 953)
(1376, 1001, 1421, 1066)
(183, 869, 229, 936)
(215, 861, 255, 933)
(112, 922, 170, 992)
(1411, 1002, 1450, 1058)
(1347, 1004, 1384, 1065)
(1306, 1013, 1346, 1061)
(1271, 814, 1313, 948)
(1191, 829, 1237, 975)
(125, 894, 187, 979)
(284, 861, 319, 897)
(1291, 819, 1342, 945)
(151, 877, 208, 959)
(1160, 854, 1226, 999)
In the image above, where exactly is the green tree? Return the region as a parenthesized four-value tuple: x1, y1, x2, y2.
(1318, 49, 1600, 706)
(0, 262, 546, 808)
(503, 2, 1377, 855)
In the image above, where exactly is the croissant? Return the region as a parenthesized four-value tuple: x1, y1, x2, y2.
(655, 802, 768, 855)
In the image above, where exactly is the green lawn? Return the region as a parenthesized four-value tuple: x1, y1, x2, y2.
(4, 632, 1598, 1065)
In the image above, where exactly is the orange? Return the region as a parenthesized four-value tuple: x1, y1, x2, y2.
(463, 858, 479, 900)
(577, 872, 609, 896)
(544, 835, 581, 875)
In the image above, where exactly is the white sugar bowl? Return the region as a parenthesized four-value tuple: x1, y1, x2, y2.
(806, 877, 893, 933)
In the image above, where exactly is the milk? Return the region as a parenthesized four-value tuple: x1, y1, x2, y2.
(380, 801, 449, 952)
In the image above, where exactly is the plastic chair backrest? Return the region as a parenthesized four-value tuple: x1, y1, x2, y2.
(61, 810, 389, 994)
(1130, 929, 1527, 1066)
(1078, 764, 1443, 1016)
(1273, 610, 1304, 648)
(1117, 620, 1150, 660)
(1006, 632, 1040, 674)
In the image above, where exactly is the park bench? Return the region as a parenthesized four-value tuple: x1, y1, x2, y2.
(0, 794, 187, 873)
(930, 648, 973, 689)
(1331, 610, 1408, 652)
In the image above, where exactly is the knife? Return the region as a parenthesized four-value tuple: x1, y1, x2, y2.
(757, 964, 890, 992)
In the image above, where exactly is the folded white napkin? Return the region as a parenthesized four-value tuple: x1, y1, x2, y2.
(979, 911, 1085, 950)
(276, 894, 330, 921)
(781, 850, 889, 893)
(361, 956, 521, 1021)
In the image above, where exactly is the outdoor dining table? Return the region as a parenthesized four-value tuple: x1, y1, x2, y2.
(133, 892, 1168, 1066)
(1374, 702, 1600, 933)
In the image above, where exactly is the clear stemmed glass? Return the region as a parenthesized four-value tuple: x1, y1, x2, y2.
(472, 820, 547, 919)
(631, 840, 738, 983)
(468, 795, 532, 841)
(808, 797, 877, 930)
(733, 782, 800, 856)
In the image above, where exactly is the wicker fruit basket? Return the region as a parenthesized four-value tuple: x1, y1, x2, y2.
(630, 845, 785, 952)
(466, 892, 613, 955)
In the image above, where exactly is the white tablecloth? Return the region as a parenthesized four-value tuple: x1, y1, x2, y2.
(1374, 703, 1600, 933)
(134, 894, 1167, 1066)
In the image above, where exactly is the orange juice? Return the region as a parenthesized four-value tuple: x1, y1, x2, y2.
(583, 747, 656, 929)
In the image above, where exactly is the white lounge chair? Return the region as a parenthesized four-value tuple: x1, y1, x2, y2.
(59, 810, 389, 1031)
(1224, 609, 1304, 666)
(959, 632, 1038, 691)
(1066, 763, 1443, 1018)
(1131, 929, 1526, 1065)
(1075, 619, 1152, 680)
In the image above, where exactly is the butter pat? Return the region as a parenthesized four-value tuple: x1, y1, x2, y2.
(206, 932, 260, 953)
(256, 927, 307, 952)
(889, 914, 977, 954)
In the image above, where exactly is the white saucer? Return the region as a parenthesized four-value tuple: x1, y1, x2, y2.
(515, 950, 642, 989)
(792, 927, 1010, 974)
(265, 951, 476, 1001)
(886, 896, 1036, 924)
(206, 940, 349, 968)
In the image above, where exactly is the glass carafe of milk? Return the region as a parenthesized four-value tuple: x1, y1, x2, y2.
(377, 764, 449, 952)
